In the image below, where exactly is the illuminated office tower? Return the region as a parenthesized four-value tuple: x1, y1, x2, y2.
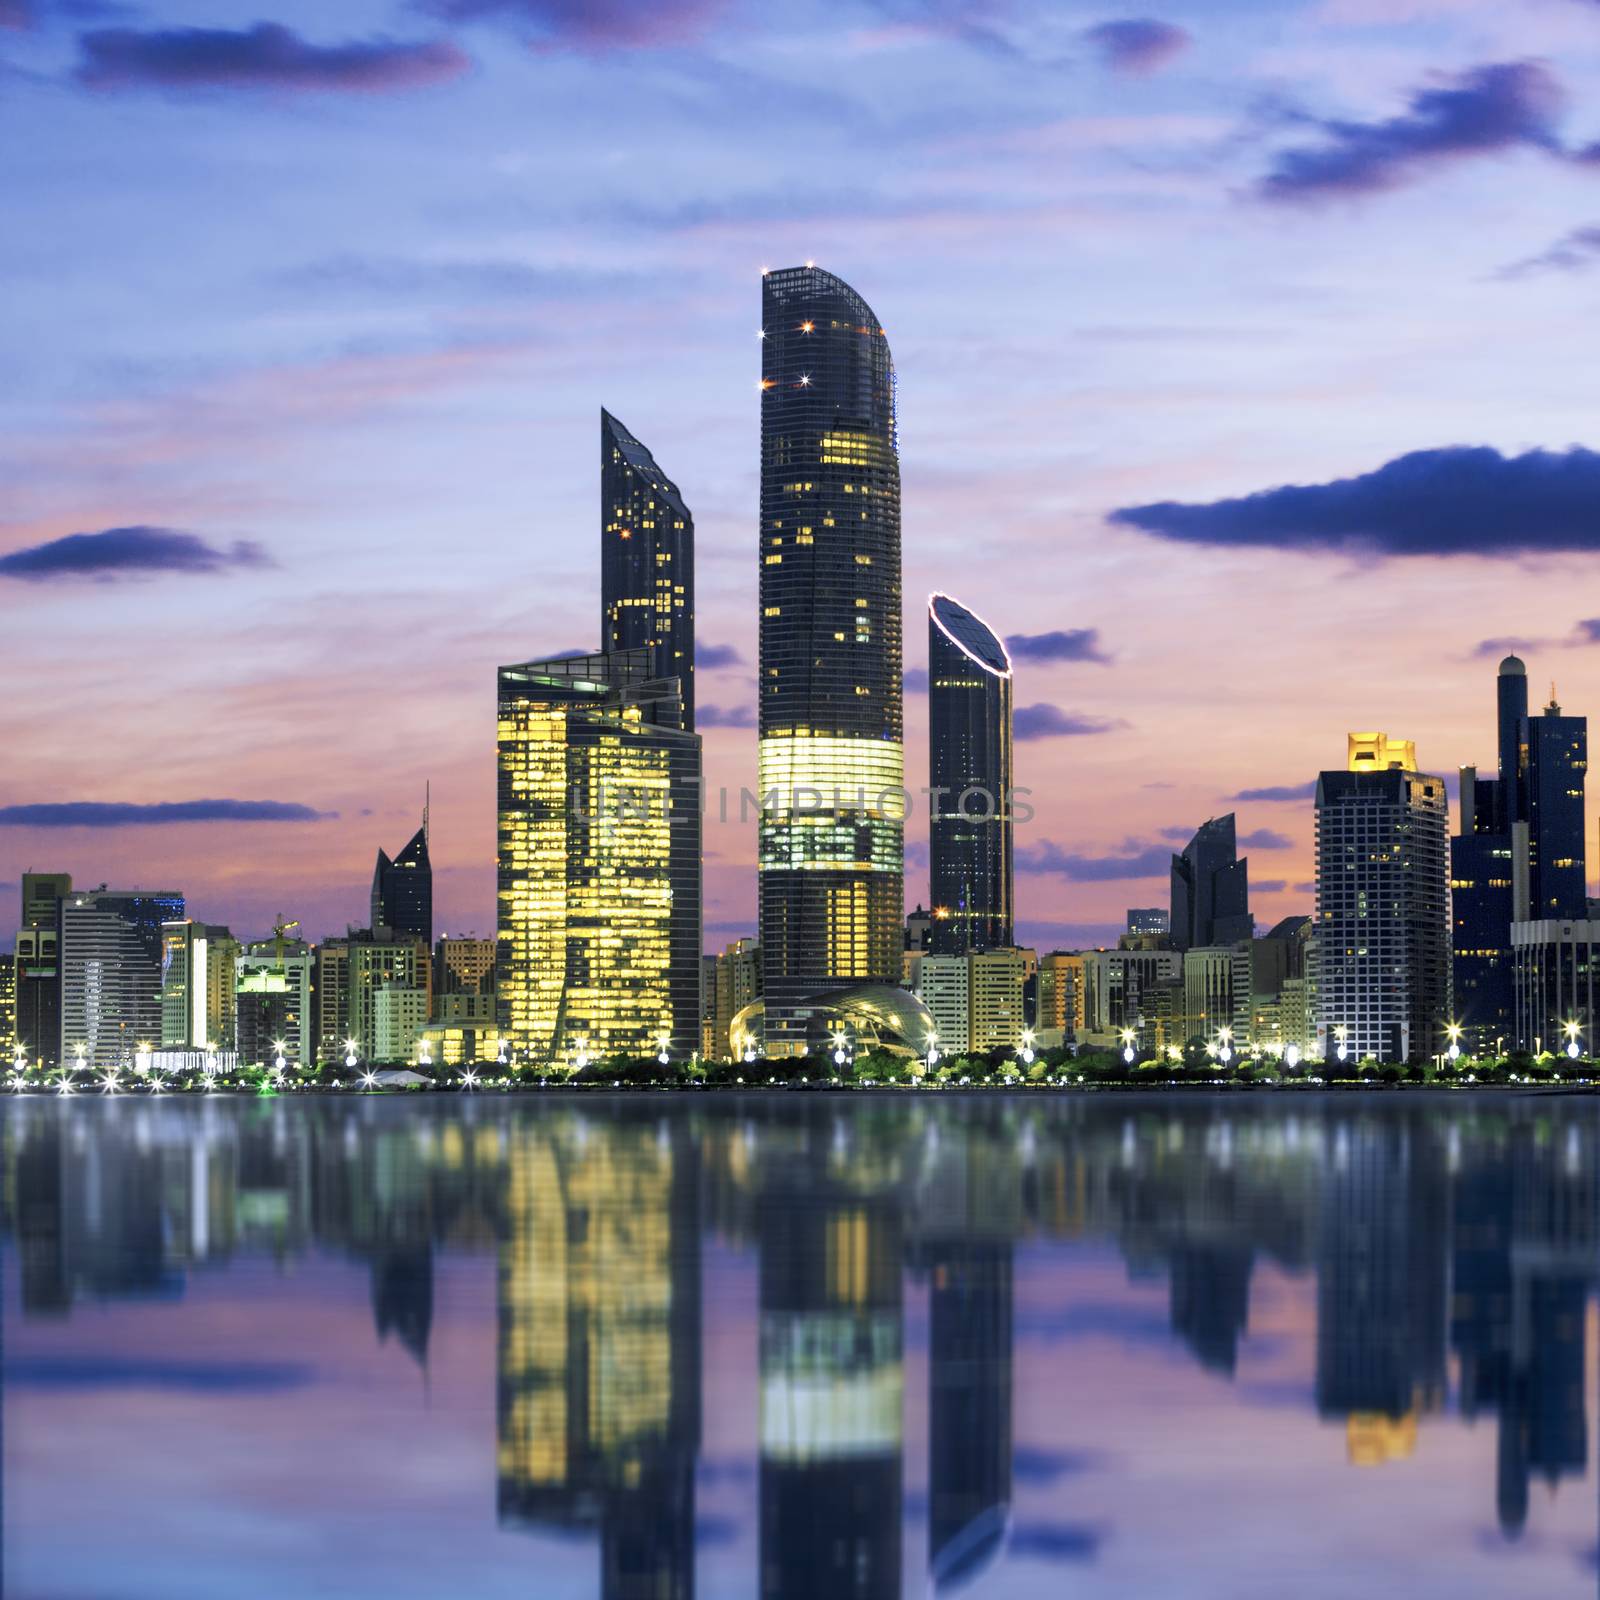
(497, 1117, 701, 1599)
(927, 593, 1013, 956)
(601, 408, 695, 730)
(235, 938, 313, 1066)
(59, 887, 183, 1069)
(759, 265, 902, 1051)
(0, 955, 13, 1060)
(372, 808, 432, 947)
(1314, 735, 1449, 1062)
(159, 919, 239, 1049)
(759, 1165, 903, 1600)
(15, 873, 70, 1066)
(498, 649, 702, 1063)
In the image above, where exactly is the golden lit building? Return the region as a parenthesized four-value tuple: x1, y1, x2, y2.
(1347, 731, 1417, 772)
(497, 649, 702, 1067)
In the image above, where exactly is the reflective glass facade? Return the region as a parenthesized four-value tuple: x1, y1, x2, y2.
(372, 820, 432, 946)
(1170, 815, 1251, 951)
(927, 593, 1013, 955)
(497, 649, 702, 1065)
(601, 408, 696, 730)
(759, 266, 902, 1046)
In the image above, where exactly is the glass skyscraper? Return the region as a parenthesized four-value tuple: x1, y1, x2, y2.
(1170, 814, 1252, 951)
(601, 408, 696, 730)
(371, 814, 432, 946)
(758, 265, 902, 1049)
(497, 649, 703, 1064)
(927, 593, 1013, 956)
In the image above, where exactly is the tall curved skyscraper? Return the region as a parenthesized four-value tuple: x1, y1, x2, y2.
(758, 265, 902, 1050)
(927, 593, 1013, 956)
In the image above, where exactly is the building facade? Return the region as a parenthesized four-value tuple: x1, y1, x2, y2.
(601, 408, 696, 729)
(758, 264, 903, 1051)
(235, 941, 314, 1067)
(497, 649, 703, 1063)
(159, 919, 239, 1049)
(372, 814, 432, 948)
(1170, 816, 1252, 951)
(927, 593, 1013, 957)
(1510, 919, 1600, 1055)
(1314, 736, 1449, 1062)
(59, 888, 183, 1069)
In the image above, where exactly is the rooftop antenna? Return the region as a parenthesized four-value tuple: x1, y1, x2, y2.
(424, 781, 430, 847)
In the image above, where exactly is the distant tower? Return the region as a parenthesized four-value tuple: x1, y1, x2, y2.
(372, 807, 432, 946)
(758, 264, 903, 1050)
(927, 593, 1013, 956)
(601, 408, 696, 729)
(1170, 815, 1251, 951)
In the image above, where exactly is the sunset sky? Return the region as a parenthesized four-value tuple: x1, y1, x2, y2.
(5, 0, 1600, 953)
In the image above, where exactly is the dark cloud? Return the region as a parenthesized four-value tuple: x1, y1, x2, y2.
(1231, 780, 1316, 802)
(0, 525, 270, 581)
(0, 800, 333, 827)
(76, 22, 470, 93)
(1239, 827, 1293, 849)
(1005, 627, 1112, 664)
(1499, 224, 1600, 279)
(1084, 18, 1189, 75)
(1256, 62, 1564, 203)
(1012, 1446, 1105, 1485)
(1293, 880, 1316, 894)
(1472, 618, 1600, 657)
(1010, 1521, 1107, 1563)
(429, 0, 721, 50)
(8, 1356, 314, 1393)
(697, 641, 742, 669)
(904, 666, 929, 692)
(697, 702, 754, 728)
(1471, 634, 1542, 658)
(1110, 446, 1600, 559)
(1014, 704, 1126, 741)
(1017, 839, 1170, 881)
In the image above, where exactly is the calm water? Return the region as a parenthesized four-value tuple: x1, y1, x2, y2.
(2, 1092, 1598, 1599)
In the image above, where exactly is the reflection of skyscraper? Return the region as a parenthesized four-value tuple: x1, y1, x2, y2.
(371, 1243, 433, 1371)
(927, 1241, 1012, 1591)
(927, 594, 1013, 957)
(497, 649, 703, 1062)
(1169, 1241, 1253, 1377)
(758, 265, 903, 1050)
(498, 1115, 701, 1599)
(601, 408, 696, 731)
(759, 1171, 903, 1600)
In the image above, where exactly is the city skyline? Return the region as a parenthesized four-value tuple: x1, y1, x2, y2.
(7, 0, 1600, 954)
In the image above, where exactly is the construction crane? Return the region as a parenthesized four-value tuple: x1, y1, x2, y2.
(272, 916, 301, 971)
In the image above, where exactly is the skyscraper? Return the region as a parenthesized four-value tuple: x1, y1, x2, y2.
(1170, 815, 1251, 951)
(601, 408, 696, 730)
(59, 888, 184, 1069)
(758, 265, 902, 1050)
(927, 593, 1013, 956)
(15, 872, 69, 1066)
(1315, 735, 1449, 1062)
(372, 810, 432, 947)
(497, 648, 702, 1063)
(1452, 657, 1587, 1052)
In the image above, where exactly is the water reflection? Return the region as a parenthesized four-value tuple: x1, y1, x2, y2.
(4, 1094, 1600, 1597)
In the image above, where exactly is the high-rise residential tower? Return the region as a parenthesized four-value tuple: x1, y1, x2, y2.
(927, 593, 1013, 956)
(1315, 735, 1449, 1062)
(372, 811, 432, 947)
(758, 265, 903, 1050)
(601, 408, 696, 730)
(497, 648, 702, 1063)
(1170, 815, 1252, 951)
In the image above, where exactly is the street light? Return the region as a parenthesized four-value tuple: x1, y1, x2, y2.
(1017, 1028, 1036, 1067)
(657, 1032, 671, 1067)
(273, 1039, 287, 1074)
(344, 1038, 359, 1071)
(1445, 1022, 1462, 1062)
(1334, 1025, 1348, 1064)
(925, 1029, 940, 1070)
(1217, 1027, 1233, 1067)
(1565, 1020, 1582, 1060)
(134, 1041, 152, 1075)
(1285, 1042, 1302, 1070)
(832, 1029, 850, 1068)
(1121, 1027, 1136, 1066)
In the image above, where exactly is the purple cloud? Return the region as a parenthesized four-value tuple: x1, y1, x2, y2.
(1230, 781, 1315, 802)
(1005, 627, 1112, 664)
(1111, 446, 1600, 558)
(76, 23, 470, 93)
(904, 666, 929, 692)
(697, 641, 742, 669)
(1252, 879, 1288, 893)
(1015, 703, 1126, 740)
(697, 702, 754, 728)
(0, 0, 33, 29)
(430, 0, 721, 50)
(1257, 62, 1564, 203)
(0, 800, 333, 826)
(1084, 18, 1190, 76)
(1017, 838, 1170, 881)
(1499, 224, 1600, 279)
(1239, 827, 1293, 849)
(0, 526, 271, 581)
